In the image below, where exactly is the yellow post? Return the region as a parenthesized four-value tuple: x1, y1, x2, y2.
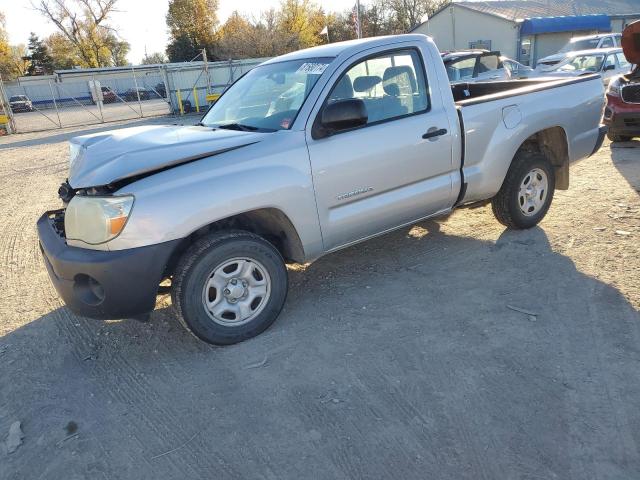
(193, 87, 200, 113)
(176, 89, 184, 115)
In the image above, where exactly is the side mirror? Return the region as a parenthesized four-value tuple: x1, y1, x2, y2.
(604, 64, 616, 71)
(314, 99, 367, 138)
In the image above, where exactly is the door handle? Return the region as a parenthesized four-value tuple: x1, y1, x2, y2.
(422, 128, 448, 139)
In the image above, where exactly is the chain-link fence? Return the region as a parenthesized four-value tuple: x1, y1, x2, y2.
(0, 58, 268, 134)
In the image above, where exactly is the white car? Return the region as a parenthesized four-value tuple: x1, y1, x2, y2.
(537, 33, 621, 69)
(542, 48, 632, 86)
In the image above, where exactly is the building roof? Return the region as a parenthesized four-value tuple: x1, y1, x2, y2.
(452, 0, 640, 22)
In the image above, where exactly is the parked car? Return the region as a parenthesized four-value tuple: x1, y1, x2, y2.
(603, 21, 640, 142)
(37, 34, 606, 345)
(123, 87, 151, 101)
(9, 95, 33, 112)
(443, 50, 509, 83)
(537, 33, 622, 69)
(98, 86, 117, 104)
(544, 48, 631, 86)
(155, 82, 167, 98)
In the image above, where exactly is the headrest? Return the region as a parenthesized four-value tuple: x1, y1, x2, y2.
(353, 75, 382, 92)
(383, 66, 418, 94)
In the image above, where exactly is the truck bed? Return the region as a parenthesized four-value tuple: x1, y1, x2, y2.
(451, 75, 600, 104)
(452, 73, 605, 205)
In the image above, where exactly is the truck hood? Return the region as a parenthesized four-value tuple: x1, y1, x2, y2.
(68, 124, 266, 188)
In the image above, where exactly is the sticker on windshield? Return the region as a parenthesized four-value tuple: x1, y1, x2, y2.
(296, 62, 329, 74)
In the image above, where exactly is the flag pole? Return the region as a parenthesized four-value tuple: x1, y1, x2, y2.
(356, 0, 362, 38)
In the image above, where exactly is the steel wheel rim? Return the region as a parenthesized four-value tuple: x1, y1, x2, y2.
(201, 257, 271, 326)
(518, 168, 548, 217)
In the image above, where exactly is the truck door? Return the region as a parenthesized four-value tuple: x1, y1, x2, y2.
(306, 46, 457, 251)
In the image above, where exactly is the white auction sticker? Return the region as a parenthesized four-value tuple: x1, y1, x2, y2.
(296, 63, 329, 74)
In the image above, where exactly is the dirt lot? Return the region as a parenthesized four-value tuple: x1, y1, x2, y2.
(1, 119, 639, 479)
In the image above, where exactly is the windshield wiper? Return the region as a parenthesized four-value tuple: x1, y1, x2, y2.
(217, 123, 259, 132)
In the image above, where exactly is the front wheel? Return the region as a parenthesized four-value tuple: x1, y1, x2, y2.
(491, 151, 555, 229)
(171, 231, 288, 345)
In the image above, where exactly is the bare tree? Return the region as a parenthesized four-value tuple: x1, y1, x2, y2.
(32, 0, 129, 67)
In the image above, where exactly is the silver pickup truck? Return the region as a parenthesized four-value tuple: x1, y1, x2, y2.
(38, 34, 606, 345)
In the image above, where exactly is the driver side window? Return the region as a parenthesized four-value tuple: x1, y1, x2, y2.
(326, 49, 429, 125)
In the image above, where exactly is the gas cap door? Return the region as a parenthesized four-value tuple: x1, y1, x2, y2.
(502, 105, 522, 129)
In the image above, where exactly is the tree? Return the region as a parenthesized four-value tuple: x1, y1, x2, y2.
(26, 33, 54, 75)
(277, 0, 326, 51)
(166, 0, 219, 61)
(0, 11, 27, 79)
(33, 0, 131, 68)
(386, 0, 449, 32)
(141, 52, 167, 64)
(45, 33, 81, 69)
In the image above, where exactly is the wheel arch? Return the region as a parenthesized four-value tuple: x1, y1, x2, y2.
(164, 208, 306, 278)
(514, 126, 570, 190)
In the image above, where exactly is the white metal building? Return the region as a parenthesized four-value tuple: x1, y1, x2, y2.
(412, 0, 640, 65)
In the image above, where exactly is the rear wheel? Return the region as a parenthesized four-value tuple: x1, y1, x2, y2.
(172, 231, 288, 345)
(491, 151, 555, 229)
(607, 132, 632, 142)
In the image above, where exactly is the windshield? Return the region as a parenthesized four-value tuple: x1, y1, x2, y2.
(559, 38, 600, 53)
(201, 57, 333, 131)
(558, 54, 605, 72)
(445, 57, 476, 81)
(10, 96, 25, 102)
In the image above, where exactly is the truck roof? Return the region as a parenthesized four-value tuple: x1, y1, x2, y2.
(261, 34, 431, 65)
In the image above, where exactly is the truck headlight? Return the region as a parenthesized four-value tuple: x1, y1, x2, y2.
(65, 195, 134, 244)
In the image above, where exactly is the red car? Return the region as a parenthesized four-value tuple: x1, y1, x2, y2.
(603, 21, 640, 142)
(101, 86, 117, 104)
(604, 72, 640, 141)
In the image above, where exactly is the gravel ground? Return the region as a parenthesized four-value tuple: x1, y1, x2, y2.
(0, 119, 639, 479)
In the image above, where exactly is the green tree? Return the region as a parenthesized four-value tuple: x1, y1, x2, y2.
(26, 33, 54, 75)
(166, 0, 219, 61)
(45, 33, 80, 70)
(141, 52, 167, 64)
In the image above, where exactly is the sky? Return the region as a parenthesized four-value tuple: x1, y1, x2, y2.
(1, 0, 353, 63)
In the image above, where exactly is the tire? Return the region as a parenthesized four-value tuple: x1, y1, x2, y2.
(171, 230, 288, 345)
(607, 132, 632, 142)
(491, 150, 555, 229)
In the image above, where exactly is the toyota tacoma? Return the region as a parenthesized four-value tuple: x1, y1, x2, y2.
(38, 34, 607, 345)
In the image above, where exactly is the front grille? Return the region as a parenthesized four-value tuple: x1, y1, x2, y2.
(623, 118, 640, 127)
(621, 84, 640, 104)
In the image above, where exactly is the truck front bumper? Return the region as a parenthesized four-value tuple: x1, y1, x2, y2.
(37, 212, 180, 320)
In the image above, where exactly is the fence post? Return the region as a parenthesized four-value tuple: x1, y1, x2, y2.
(0, 74, 16, 134)
(48, 80, 62, 128)
(176, 89, 184, 115)
(91, 74, 104, 123)
(160, 66, 174, 114)
(193, 86, 199, 113)
(131, 66, 144, 117)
